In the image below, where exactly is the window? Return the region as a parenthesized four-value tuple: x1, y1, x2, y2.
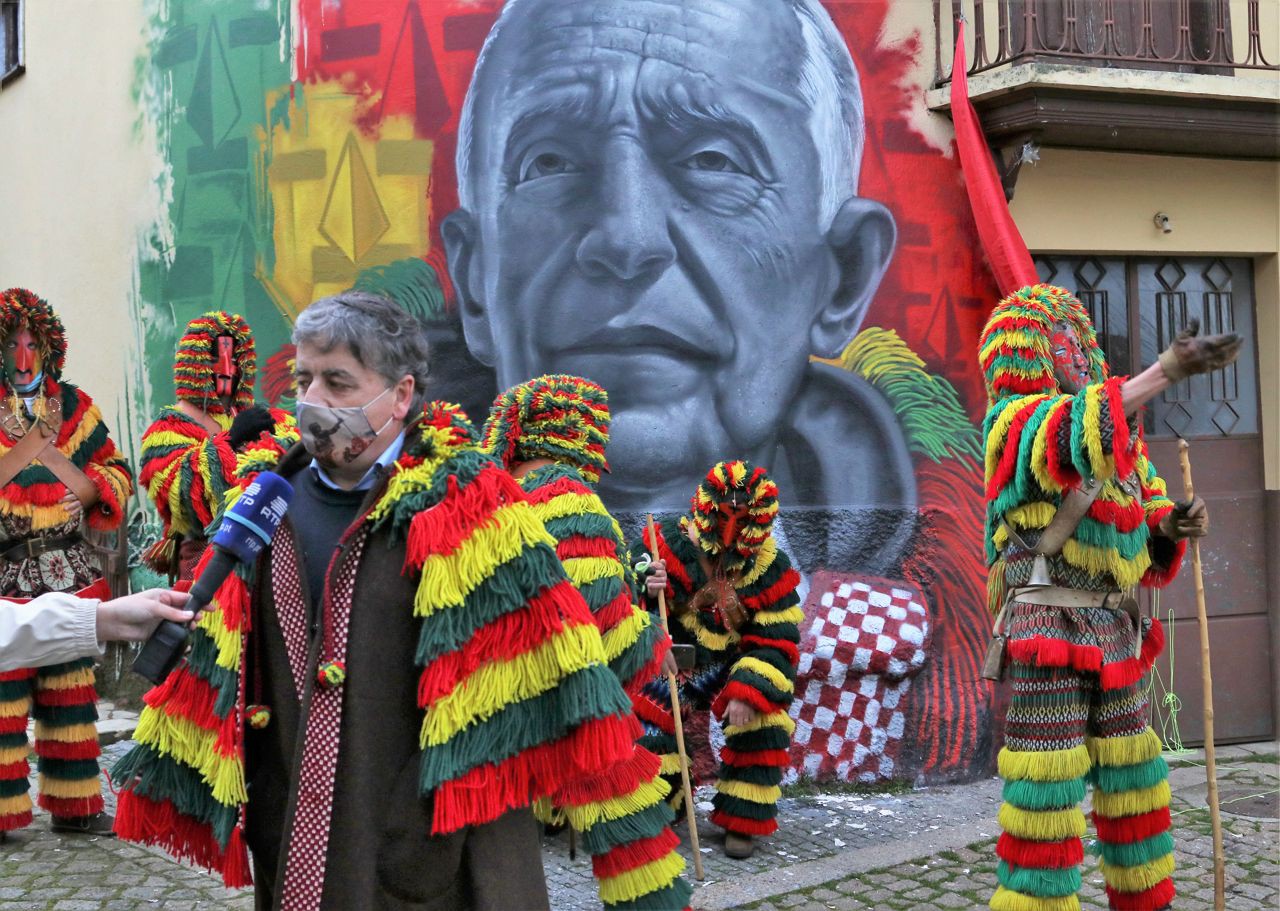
(1, 0, 23, 87)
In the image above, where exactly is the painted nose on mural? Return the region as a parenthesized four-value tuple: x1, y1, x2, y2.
(575, 146, 676, 284)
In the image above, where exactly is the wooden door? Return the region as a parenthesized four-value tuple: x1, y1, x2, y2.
(1035, 254, 1274, 745)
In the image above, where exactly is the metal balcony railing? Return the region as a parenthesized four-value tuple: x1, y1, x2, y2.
(935, 0, 1278, 85)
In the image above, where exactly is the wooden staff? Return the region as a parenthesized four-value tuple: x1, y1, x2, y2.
(647, 514, 705, 881)
(1178, 439, 1225, 911)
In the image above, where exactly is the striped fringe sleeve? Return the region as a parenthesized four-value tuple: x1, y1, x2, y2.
(64, 389, 133, 532)
(712, 541, 801, 720)
(111, 547, 253, 888)
(1135, 439, 1185, 587)
(139, 408, 234, 537)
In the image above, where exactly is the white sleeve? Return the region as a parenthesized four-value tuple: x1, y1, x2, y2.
(0, 593, 104, 673)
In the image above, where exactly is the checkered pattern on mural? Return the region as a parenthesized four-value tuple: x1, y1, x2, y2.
(788, 573, 931, 783)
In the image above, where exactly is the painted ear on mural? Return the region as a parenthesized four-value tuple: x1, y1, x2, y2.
(440, 208, 494, 367)
(810, 196, 898, 360)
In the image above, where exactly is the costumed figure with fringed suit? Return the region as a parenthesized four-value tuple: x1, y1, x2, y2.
(634, 460, 802, 860)
(139, 312, 294, 582)
(980, 284, 1241, 911)
(0, 288, 133, 838)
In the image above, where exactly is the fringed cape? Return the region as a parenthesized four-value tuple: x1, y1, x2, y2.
(140, 405, 296, 538)
(517, 462, 667, 695)
(114, 404, 691, 909)
(0, 379, 132, 534)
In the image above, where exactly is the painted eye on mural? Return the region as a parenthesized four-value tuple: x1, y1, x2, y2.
(678, 150, 747, 174)
(517, 150, 582, 183)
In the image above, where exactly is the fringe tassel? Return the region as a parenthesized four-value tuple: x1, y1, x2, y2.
(1105, 877, 1175, 911)
(1098, 853, 1175, 894)
(430, 714, 636, 834)
(996, 833, 1084, 868)
(592, 828, 681, 879)
(1092, 807, 1171, 846)
(989, 885, 1082, 911)
(1087, 728, 1162, 768)
(708, 809, 776, 836)
(998, 803, 1087, 842)
(1098, 620, 1164, 691)
(1091, 782, 1171, 820)
(557, 747, 660, 808)
(998, 745, 1091, 783)
(1006, 637, 1103, 674)
(597, 852, 685, 906)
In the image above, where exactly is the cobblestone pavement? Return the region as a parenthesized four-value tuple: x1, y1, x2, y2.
(0, 719, 1274, 910)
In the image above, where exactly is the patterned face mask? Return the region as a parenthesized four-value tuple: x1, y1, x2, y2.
(296, 387, 394, 468)
(1050, 322, 1091, 392)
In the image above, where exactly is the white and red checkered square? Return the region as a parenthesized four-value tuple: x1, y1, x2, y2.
(786, 571, 930, 784)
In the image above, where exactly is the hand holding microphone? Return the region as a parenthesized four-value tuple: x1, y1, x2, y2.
(133, 472, 294, 684)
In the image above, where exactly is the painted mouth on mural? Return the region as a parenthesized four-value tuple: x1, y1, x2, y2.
(557, 325, 721, 362)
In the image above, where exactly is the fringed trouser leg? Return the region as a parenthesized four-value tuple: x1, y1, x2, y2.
(1088, 694, 1175, 910)
(32, 658, 103, 818)
(709, 709, 794, 837)
(991, 661, 1173, 911)
(0, 668, 36, 831)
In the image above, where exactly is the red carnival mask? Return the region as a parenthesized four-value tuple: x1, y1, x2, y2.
(215, 336, 237, 400)
(1050, 323, 1091, 391)
(715, 496, 751, 550)
(4, 327, 43, 392)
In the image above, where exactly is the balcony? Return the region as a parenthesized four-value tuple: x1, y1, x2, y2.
(926, 0, 1279, 160)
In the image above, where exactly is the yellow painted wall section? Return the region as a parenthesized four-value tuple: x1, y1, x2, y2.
(1010, 150, 1279, 255)
(0, 0, 157, 442)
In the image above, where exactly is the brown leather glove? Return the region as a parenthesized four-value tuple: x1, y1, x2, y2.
(1157, 318, 1243, 383)
(1158, 496, 1208, 540)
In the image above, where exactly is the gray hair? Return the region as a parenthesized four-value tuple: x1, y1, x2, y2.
(456, 0, 864, 229)
(293, 291, 431, 418)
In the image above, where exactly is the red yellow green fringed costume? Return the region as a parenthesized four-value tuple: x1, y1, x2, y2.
(140, 312, 294, 581)
(632, 461, 801, 839)
(980, 285, 1183, 911)
(0, 288, 133, 831)
(113, 403, 691, 910)
(480, 374, 669, 694)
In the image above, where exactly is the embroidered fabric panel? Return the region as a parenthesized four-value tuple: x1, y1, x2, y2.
(279, 524, 368, 911)
(269, 521, 311, 701)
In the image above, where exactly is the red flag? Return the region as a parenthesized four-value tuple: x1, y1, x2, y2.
(950, 21, 1038, 295)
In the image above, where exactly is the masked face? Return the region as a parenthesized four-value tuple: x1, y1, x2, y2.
(296, 387, 394, 469)
(1050, 322, 1091, 393)
(214, 335, 237, 400)
(4, 327, 43, 393)
(714, 493, 752, 551)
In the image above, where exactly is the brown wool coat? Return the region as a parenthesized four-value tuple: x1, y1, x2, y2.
(243, 445, 550, 911)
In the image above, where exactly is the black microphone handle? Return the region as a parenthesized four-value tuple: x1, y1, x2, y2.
(132, 544, 242, 684)
(187, 545, 239, 615)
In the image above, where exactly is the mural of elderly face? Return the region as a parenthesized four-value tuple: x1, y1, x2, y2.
(445, 0, 900, 515)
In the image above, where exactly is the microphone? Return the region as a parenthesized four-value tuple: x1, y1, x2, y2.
(133, 472, 294, 684)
